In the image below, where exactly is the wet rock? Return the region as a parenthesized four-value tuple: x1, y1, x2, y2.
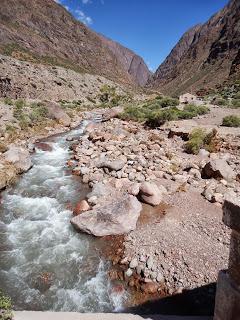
(35, 142, 52, 152)
(71, 194, 142, 236)
(4, 145, 32, 173)
(139, 182, 167, 206)
(73, 200, 90, 216)
(202, 159, 236, 182)
(0, 163, 17, 190)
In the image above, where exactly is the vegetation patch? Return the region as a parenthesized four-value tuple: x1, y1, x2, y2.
(184, 128, 221, 154)
(0, 290, 13, 320)
(121, 101, 209, 128)
(222, 115, 240, 127)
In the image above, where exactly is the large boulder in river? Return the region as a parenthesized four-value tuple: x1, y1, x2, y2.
(202, 159, 236, 182)
(44, 101, 71, 126)
(139, 182, 167, 206)
(71, 194, 142, 236)
(4, 145, 32, 173)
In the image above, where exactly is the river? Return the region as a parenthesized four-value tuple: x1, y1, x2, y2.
(0, 120, 124, 312)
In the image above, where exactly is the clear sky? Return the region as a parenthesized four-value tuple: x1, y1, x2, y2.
(57, 0, 229, 72)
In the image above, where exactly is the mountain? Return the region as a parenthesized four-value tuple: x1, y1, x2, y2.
(149, 0, 240, 95)
(0, 0, 150, 87)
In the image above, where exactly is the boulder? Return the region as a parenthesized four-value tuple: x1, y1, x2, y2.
(44, 101, 71, 126)
(139, 182, 167, 206)
(71, 194, 142, 236)
(4, 145, 32, 173)
(202, 159, 236, 182)
(98, 159, 126, 171)
(35, 142, 52, 152)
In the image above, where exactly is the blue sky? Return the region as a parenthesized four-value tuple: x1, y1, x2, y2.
(56, 0, 229, 71)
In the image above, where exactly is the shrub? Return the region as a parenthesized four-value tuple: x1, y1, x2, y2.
(231, 99, 240, 108)
(15, 99, 25, 109)
(4, 98, 13, 105)
(184, 128, 207, 154)
(184, 128, 220, 154)
(0, 290, 13, 320)
(222, 115, 240, 127)
(213, 97, 228, 106)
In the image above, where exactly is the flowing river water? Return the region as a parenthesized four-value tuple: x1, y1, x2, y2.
(0, 120, 124, 312)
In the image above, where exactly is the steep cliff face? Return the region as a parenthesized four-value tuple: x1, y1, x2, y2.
(0, 0, 150, 87)
(149, 0, 240, 95)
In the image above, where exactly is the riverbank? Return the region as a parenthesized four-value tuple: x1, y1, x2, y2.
(67, 107, 239, 314)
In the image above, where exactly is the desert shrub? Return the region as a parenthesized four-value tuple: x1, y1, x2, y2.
(4, 98, 13, 105)
(231, 99, 240, 108)
(222, 115, 240, 127)
(234, 92, 240, 99)
(30, 106, 48, 123)
(15, 99, 25, 109)
(120, 105, 146, 122)
(146, 108, 178, 127)
(159, 97, 178, 108)
(185, 128, 220, 154)
(0, 290, 13, 320)
(212, 97, 228, 106)
(184, 128, 207, 154)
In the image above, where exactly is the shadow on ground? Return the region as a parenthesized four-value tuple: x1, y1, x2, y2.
(123, 283, 216, 318)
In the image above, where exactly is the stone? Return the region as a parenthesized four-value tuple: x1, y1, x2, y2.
(0, 163, 17, 190)
(129, 258, 138, 269)
(125, 268, 133, 278)
(44, 101, 71, 126)
(4, 145, 32, 173)
(139, 182, 167, 206)
(223, 196, 240, 232)
(80, 167, 90, 175)
(71, 194, 142, 236)
(141, 282, 159, 294)
(156, 272, 164, 283)
(146, 256, 154, 269)
(73, 200, 90, 216)
(202, 159, 236, 182)
(128, 183, 140, 196)
(98, 159, 126, 171)
(199, 149, 210, 158)
(35, 142, 52, 152)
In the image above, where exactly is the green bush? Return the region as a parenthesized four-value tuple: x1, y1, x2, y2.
(222, 115, 240, 127)
(4, 98, 13, 105)
(120, 102, 209, 127)
(0, 290, 13, 320)
(184, 128, 220, 154)
(15, 99, 25, 109)
(184, 128, 207, 154)
(213, 97, 228, 106)
(231, 99, 240, 108)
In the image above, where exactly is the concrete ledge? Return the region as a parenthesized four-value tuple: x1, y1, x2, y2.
(214, 271, 240, 320)
(223, 197, 240, 232)
(13, 312, 212, 320)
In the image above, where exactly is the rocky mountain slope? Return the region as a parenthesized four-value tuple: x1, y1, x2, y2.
(149, 0, 240, 95)
(0, 0, 150, 88)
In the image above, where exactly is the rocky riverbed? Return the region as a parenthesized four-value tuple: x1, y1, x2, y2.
(67, 110, 240, 310)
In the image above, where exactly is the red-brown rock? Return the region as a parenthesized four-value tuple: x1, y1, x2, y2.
(73, 200, 90, 216)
